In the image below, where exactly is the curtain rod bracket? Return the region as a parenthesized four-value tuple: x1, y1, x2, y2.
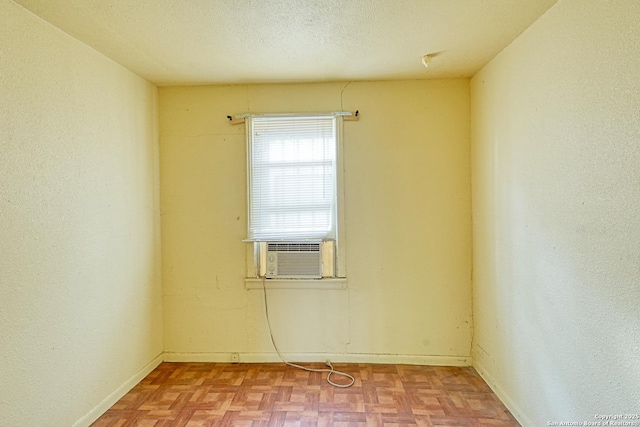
(227, 115, 246, 125)
(343, 110, 359, 121)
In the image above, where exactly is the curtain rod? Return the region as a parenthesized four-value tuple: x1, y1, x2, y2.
(226, 110, 359, 125)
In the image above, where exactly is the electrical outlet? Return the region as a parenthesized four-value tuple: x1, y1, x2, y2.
(231, 353, 239, 364)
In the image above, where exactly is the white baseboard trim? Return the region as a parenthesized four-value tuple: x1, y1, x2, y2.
(473, 359, 532, 427)
(163, 351, 471, 366)
(73, 353, 163, 427)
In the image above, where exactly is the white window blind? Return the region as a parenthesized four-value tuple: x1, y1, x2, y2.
(247, 115, 337, 241)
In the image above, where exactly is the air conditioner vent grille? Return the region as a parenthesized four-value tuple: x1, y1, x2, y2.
(276, 253, 322, 277)
(267, 243, 321, 252)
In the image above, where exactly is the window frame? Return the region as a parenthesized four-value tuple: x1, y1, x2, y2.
(244, 113, 346, 280)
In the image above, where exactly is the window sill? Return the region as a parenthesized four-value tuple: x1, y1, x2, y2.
(244, 278, 347, 290)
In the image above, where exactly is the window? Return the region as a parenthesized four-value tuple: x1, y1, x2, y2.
(245, 114, 345, 279)
(248, 115, 337, 241)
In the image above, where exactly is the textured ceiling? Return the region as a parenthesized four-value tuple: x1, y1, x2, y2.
(14, 0, 558, 86)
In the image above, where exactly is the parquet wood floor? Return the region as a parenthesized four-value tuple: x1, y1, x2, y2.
(92, 362, 520, 427)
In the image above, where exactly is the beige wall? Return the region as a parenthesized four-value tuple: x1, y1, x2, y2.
(470, 0, 640, 424)
(160, 80, 472, 363)
(0, 2, 162, 426)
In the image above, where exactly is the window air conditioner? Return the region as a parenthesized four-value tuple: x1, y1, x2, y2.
(265, 242, 323, 279)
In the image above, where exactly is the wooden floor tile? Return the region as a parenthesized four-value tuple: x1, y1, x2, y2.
(91, 362, 520, 427)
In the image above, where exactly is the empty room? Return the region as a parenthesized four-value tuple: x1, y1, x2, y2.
(1, 0, 638, 426)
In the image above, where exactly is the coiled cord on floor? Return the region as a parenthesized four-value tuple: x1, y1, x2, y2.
(261, 276, 355, 388)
